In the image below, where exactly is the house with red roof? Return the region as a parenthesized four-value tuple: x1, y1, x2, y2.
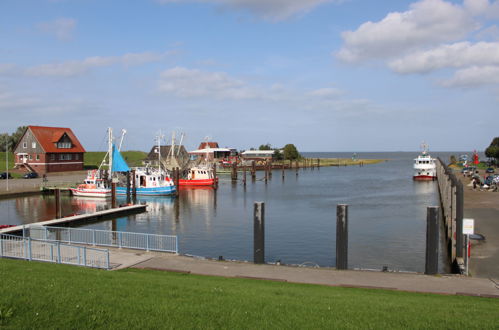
(14, 126, 85, 174)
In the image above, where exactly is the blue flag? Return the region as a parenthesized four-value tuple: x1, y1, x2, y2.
(112, 144, 130, 172)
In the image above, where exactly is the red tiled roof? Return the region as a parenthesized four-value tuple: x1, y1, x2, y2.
(28, 126, 86, 153)
(198, 142, 219, 149)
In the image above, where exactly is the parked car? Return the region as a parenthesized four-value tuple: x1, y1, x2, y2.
(0, 172, 13, 179)
(485, 167, 495, 174)
(23, 172, 38, 179)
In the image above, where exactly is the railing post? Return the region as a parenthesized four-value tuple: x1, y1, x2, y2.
(57, 241, 61, 263)
(68, 228, 72, 244)
(425, 206, 440, 275)
(83, 247, 87, 267)
(27, 237, 32, 261)
(93, 229, 96, 246)
(106, 250, 110, 270)
(50, 244, 54, 261)
(146, 234, 150, 252)
(0, 237, 3, 257)
(77, 247, 81, 265)
(175, 236, 179, 254)
(118, 232, 122, 248)
(336, 204, 348, 270)
(253, 202, 265, 264)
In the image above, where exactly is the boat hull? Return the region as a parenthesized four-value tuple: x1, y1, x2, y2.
(70, 188, 111, 198)
(413, 175, 436, 181)
(115, 186, 176, 196)
(179, 178, 218, 187)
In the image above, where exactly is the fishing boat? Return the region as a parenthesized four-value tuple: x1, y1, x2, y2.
(179, 165, 218, 187)
(116, 133, 176, 196)
(70, 128, 128, 198)
(413, 143, 436, 181)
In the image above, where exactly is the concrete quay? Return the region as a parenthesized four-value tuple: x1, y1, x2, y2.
(102, 248, 499, 298)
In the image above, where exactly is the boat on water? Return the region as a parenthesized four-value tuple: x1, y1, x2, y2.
(116, 133, 176, 196)
(71, 128, 128, 198)
(413, 143, 436, 181)
(179, 165, 218, 187)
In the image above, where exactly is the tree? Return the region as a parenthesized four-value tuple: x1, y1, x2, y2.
(485, 137, 499, 164)
(282, 144, 300, 160)
(259, 143, 272, 150)
(273, 149, 283, 161)
(0, 133, 10, 152)
(449, 155, 457, 165)
(9, 126, 27, 151)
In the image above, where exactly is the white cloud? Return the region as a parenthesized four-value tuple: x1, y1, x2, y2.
(464, 0, 499, 18)
(25, 51, 172, 77)
(308, 87, 344, 98)
(37, 18, 77, 41)
(156, 0, 342, 21)
(336, 0, 476, 62)
(389, 41, 499, 73)
(158, 66, 258, 99)
(441, 65, 499, 87)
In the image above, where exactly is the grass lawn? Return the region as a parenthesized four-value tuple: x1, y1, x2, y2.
(0, 152, 15, 172)
(84, 151, 147, 169)
(0, 259, 498, 329)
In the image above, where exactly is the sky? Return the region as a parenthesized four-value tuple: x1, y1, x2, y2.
(1, 0, 498, 152)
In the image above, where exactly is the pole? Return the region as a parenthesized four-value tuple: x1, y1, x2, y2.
(5, 139, 8, 191)
(336, 204, 348, 270)
(456, 181, 464, 258)
(425, 206, 439, 275)
(254, 202, 265, 264)
(131, 169, 136, 198)
(55, 189, 62, 219)
(243, 166, 246, 186)
(464, 234, 469, 276)
(126, 171, 131, 204)
(111, 182, 117, 208)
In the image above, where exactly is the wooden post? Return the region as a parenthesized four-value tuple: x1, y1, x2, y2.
(268, 160, 272, 178)
(131, 169, 136, 198)
(251, 161, 256, 180)
(295, 161, 299, 176)
(243, 166, 247, 186)
(425, 206, 440, 275)
(231, 162, 237, 181)
(282, 163, 285, 180)
(254, 202, 265, 264)
(336, 204, 348, 270)
(111, 182, 117, 208)
(264, 162, 268, 183)
(126, 171, 131, 204)
(55, 189, 62, 219)
(317, 158, 320, 169)
(175, 167, 180, 196)
(213, 164, 218, 189)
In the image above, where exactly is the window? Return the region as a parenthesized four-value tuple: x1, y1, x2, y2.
(50, 154, 55, 161)
(29, 154, 32, 160)
(36, 154, 40, 160)
(57, 142, 71, 149)
(32, 142, 36, 148)
(75, 154, 79, 160)
(23, 142, 27, 148)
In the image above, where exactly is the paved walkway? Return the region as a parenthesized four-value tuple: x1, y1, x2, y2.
(105, 248, 499, 298)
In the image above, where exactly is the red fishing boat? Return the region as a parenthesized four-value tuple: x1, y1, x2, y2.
(179, 165, 218, 187)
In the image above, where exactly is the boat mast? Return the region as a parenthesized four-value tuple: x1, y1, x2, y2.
(108, 127, 113, 176)
(118, 129, 127, 151)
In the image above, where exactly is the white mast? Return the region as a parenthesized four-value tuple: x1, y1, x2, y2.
(108, 127, 113, 175)
(156, 131, 164, 172)
(118, 129, 127, 151)
(177, 132, 185, 157)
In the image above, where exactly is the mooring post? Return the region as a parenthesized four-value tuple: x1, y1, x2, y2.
(336, 204, 348, 270)
(243, 166, 247, 186)
(55, 189, 62, 219)
(425, 206, 440, 275)
(231, 162, 238, 181)
(281, 163, 285, 180)
(317, 158, 320, 170)
(268, 160, 272, 178)
(213, 164, 218, 189)
(126, 171, 131, 204)
(131, 169, 136, 198)
(175, 167, 180, 196)
(264, 162, 268, 183)
(254, 202, 265, 264)
(111, 182, 117, 208)
(251, 161, 256, 180)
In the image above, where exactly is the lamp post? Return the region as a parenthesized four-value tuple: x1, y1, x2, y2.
(6, 139, 9, 191)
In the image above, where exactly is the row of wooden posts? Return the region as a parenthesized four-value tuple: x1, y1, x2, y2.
(253, 202, 442, 274)
(435, 158, 465, 272)
(231, 159, 323, 183)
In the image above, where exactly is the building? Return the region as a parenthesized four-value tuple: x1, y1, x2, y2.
(14, 126, 85, 174)
(144, 145, 189, 169)
(240, 150, 276, 161)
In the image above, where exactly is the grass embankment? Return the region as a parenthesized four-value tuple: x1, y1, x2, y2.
(0, 152, 22, 178)
(273, 158, 385, 167)
(1, 259, 497, 329)
(83, 151, 147, 169)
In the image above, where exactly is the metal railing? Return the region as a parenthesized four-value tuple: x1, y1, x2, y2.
(26, 226, 178, 253)
(0, 234, 110, 269)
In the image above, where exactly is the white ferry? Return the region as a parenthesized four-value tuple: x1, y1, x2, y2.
(413, 144, 436, 181)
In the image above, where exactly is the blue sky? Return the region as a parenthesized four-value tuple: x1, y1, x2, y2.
(1, 0, 498, 152)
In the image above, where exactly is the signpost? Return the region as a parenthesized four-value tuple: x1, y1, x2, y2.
(462, 218, 474, 275)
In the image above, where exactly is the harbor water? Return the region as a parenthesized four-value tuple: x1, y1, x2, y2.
(0, 152, 455, 273)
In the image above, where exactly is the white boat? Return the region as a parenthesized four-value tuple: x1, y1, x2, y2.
(70, 128, 128, 198)
(413, 143, 436, 181)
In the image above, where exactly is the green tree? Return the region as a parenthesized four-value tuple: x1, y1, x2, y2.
(0, 133, 11, 152)
(485, 137, 499, 164)
(9, 126, 27, 151)
(273, 149, 283, 161)
(282, 144, 300, 160)
(449, 155, 457, 165)
(259, 143, 272, 150)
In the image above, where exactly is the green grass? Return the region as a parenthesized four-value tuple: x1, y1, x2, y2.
(84, 151, 147, 169)
(0, 152, 15, 172)
(0, 259, 497, 329)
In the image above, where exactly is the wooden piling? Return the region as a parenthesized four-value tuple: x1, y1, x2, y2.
(55, 189, 61, 219)
(243, 166, 247, 186)
(111, 183, 117, 209)
(175, 167, 180, 196)
(213, 164, 218, 189)
(231, 162, 238, 181)
(425, 206, 440, 275)
(281, 163, 285, 180)
(254, 202, 265, 264)
(126, 171, 131, 204)
(336, 204, 348, 270)
(131, 169, 136, 197)
(251, 161, 256, 180)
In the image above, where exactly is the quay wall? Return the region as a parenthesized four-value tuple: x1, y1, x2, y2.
(435, 158, 464, 273)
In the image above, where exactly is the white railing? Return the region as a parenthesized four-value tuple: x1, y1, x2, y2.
(0, 234, 110, 269)
(26, 226, 178, 253)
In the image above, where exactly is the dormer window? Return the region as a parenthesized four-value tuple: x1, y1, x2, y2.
(57, 142, 71, 148)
